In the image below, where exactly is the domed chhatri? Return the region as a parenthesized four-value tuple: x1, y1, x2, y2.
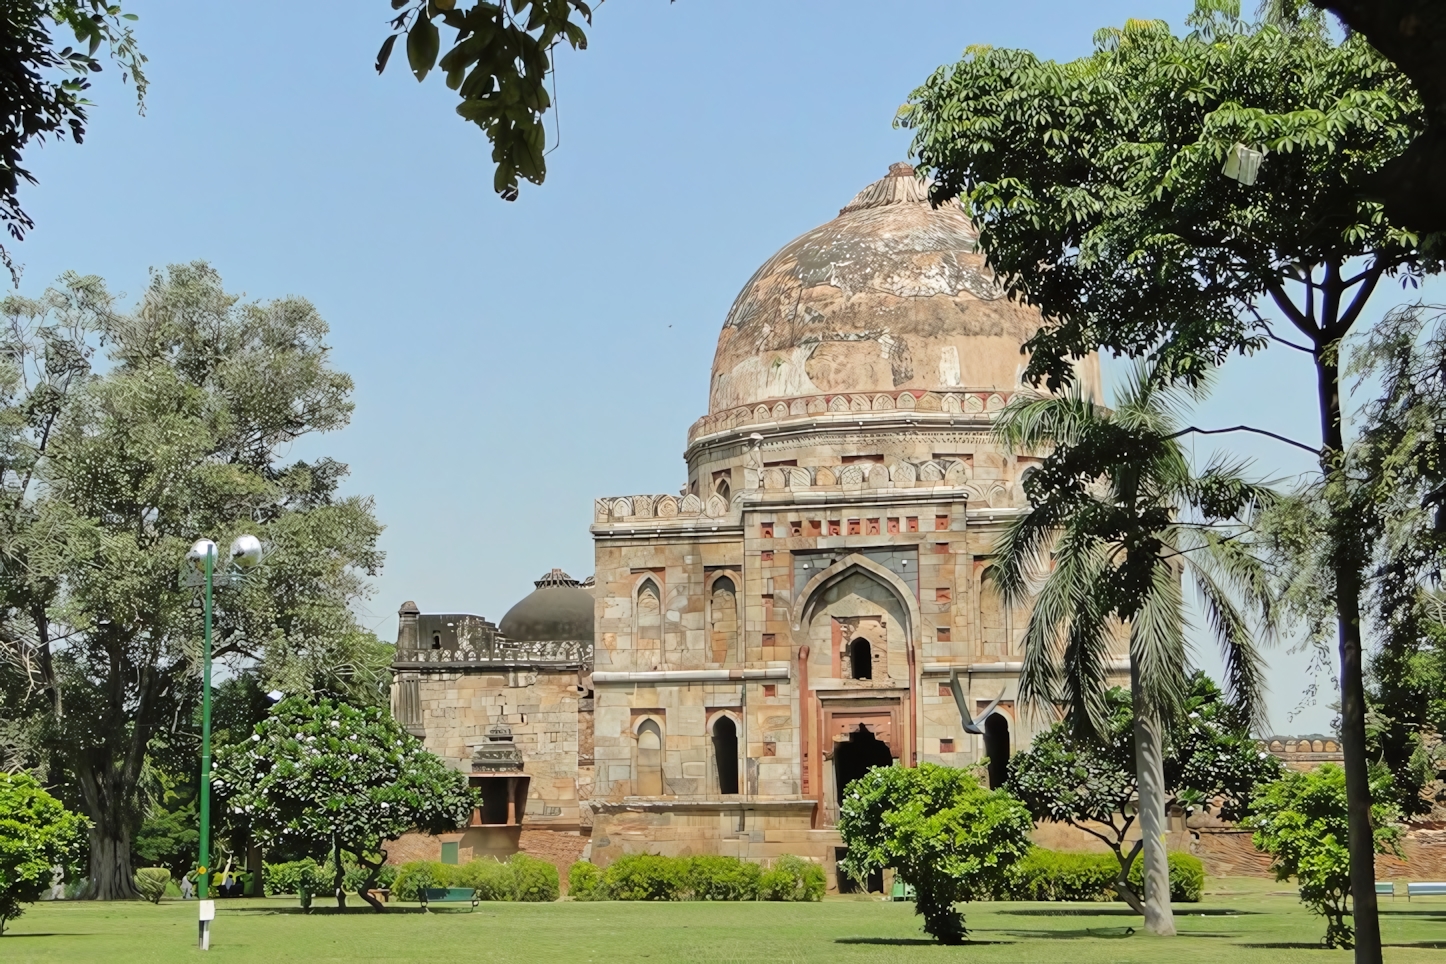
(498, 569, 595, 644)
(708, 162, 1079, 414)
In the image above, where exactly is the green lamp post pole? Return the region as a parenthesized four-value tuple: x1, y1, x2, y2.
(186, 535, 263, 952)
(198, 545, 214, 903)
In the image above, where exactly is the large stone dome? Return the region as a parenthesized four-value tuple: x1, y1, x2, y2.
(708, 163, 1049, 415)
(498, 569, 595, 643)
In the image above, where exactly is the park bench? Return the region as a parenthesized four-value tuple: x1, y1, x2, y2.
(1376, 881, 1394, 899)
(420, 887, 479, 912)
(1407, 882, 1446, 901)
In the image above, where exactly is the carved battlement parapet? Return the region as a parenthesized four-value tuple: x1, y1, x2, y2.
(686, 389, 1015, 444)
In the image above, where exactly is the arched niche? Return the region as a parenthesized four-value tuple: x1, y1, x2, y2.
(634, 717, 664, 797)
(794, 554, 919, 684)
(705, 572, 740, 666)
(634, 576, 662, 670)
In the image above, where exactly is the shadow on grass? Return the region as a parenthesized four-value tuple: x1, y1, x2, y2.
(995, 907, 1258, 918)
(835, 938, 1010, 946)
(995, 926, 1142, 940)
(227, 906, 433, 917)
(1387, 942, 1446, 949)
(1, 933, 85, 938)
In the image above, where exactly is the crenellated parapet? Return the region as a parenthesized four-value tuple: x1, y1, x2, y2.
(594, 455, 1025, 528)
(687, 389, 1015, 444)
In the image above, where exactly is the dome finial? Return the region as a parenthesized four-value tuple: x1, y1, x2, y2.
(839, 163, 931, 214)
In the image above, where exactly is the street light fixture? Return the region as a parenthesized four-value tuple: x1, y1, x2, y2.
(184, 534, 263, 951)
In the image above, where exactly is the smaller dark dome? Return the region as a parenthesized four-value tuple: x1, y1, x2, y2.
(499, 569, 595, 643)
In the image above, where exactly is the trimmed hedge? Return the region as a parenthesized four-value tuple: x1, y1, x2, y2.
(263, 859, 326, 897)
(1002, 850, 1116, 901)
(759, 855, 827, 902)
(995, 849, 1204, 903)
(566, 854, 823, 902)
(135, 868, 170, 904)
(1128, 851, 1204, 903)
(392, 856, 559, 902)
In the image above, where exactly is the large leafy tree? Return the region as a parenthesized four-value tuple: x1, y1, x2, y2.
(0, 264, 386, 899)
(377, 1, 592, 201)
(214, 697, 477, 912)
(904, 6, 1431, 958)
(1010, 675, 1283, 912)
(0, 2, 145, 278)
(991, 364, 1275, 935)
(837, 763, 1032, 944)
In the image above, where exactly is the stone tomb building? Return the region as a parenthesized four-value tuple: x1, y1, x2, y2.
(390, 164, 1110, 889)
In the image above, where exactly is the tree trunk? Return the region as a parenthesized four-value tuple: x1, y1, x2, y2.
(75, 755, 140, 900)
(333, 836, 346, 910)
(1315, 347, 1383, 963)
(1112, 839, 1146, 914)
(1131, 661, 1176, 936)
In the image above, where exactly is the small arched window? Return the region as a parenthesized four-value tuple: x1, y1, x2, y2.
(848, 638, 872, 680)
(715, 477, 731, 501)
(712, 716, 739, 795)
(431, 632, 442, 650)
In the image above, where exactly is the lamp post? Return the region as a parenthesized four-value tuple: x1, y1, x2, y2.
(184, 534, 263, 951)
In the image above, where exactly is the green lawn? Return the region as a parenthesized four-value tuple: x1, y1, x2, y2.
(4, 878, 1445, 963)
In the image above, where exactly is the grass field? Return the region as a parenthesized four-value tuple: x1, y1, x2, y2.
(4, 877, 1445, 963)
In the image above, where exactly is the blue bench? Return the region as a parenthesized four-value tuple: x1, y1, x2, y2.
(1376, 881, 1394, 898)
(1408, 882, 1446, 901)
(420, 887, 479, 911)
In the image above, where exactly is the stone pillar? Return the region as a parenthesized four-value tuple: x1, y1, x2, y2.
(397, 600, 420, 652)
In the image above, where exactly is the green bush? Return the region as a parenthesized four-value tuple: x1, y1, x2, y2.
(1126, 852, 1204, 903)
(571, 854, 816, 902)
(758, 855, 826, 902)
(685, 855, 761, 901)
(602, 854, 686, 901)
(455, 858, 513, 901)
(509, 854, 560, 902)
(263, 859, 327, 897)
(568, 860, 603, 900)
(393, 856, 558, 902)
(134, 868, 170, 904)
(1002, 850, 1116, 901)
(392, 861, 454, 901)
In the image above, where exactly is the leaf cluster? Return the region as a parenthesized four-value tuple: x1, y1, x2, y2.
(378, 0, 591, 200)
(0, 3, 146, 279)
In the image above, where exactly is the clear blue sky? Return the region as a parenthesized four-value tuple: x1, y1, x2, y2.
(17, 0, 1412, 733)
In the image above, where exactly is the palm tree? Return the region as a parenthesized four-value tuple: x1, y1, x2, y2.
(993, 364, 1276, 936)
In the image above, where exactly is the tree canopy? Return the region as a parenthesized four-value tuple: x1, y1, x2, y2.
(214, 697, 477, 912)
(0, 264, 387, 899)
(837, 763, 1033, 944)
